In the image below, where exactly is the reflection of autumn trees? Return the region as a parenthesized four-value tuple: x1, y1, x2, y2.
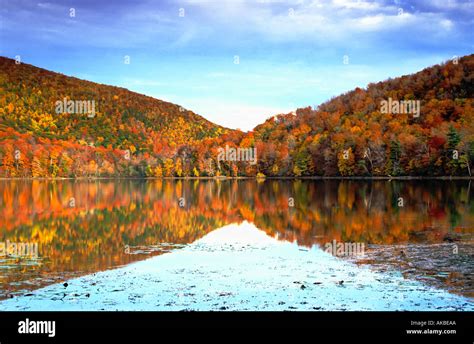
(1, 180, 473, 297)
(0, 180, 238, 270)
(0, 180, 242, 297)
(1, 180, 473, 256)
(250, 181, 473, 247)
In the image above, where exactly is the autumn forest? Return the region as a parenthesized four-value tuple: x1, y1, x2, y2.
(0, 54, 473, 178)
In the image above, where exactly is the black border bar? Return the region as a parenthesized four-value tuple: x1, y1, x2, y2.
(0, 311, 472, 342)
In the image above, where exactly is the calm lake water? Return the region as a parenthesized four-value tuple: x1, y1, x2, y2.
(0, 179, 473, 301)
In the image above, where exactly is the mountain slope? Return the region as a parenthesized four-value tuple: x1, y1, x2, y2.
(0, 57, 227, 147)
(0, 57, 230, 177)
(249, 54, 474, 177)
(0, 55, 473, 178)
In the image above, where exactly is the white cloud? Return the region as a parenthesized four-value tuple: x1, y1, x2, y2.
(157, 96, 293, 131)
(196, 101, 293, 131)
(186, 0, 464, 44)
(356, 14, 385, 29)
(332, 0, 380, 10)
(5, 0, 468, 50)
(440, 19, 454, 30)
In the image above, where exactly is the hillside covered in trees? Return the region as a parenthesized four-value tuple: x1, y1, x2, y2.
(0, 54, 473, 178)
(0, 56, 229, 177)
(250, 54, 474, 177)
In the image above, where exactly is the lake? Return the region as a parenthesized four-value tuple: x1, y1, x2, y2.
(0, 179, 473, 310)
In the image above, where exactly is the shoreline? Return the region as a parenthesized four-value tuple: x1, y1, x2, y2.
(1, 176, 473, 181)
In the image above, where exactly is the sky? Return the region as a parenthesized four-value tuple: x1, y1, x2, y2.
(0, 0, 473, 131)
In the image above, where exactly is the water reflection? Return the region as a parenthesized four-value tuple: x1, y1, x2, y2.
(0, 179, 472, 298)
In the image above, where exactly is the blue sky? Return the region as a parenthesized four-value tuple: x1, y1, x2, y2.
(1, 0, 473, 130)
